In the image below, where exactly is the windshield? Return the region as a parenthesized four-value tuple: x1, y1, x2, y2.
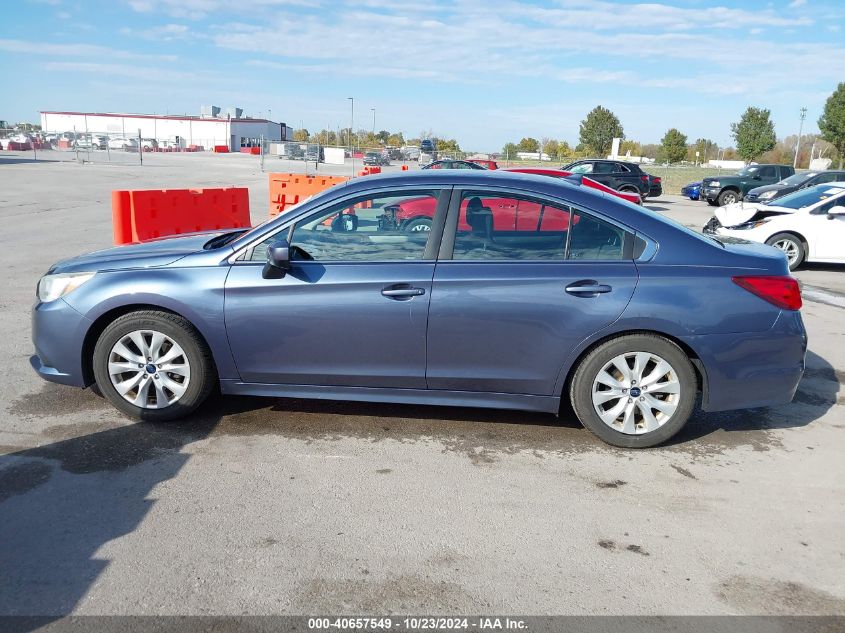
(736, 166, 759, 177)
(768, 184, 845, 210)
(779, 172, 815, 186)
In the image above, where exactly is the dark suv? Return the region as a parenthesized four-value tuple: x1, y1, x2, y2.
(561, 160, 659, 199)
(701, 164, 794, 206)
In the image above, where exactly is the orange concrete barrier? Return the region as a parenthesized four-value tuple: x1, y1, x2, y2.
(401, 165, 409, 171)
(268, 173, 349, 217)
(213, 145, 229, 153)
(112, 187, 250, 245)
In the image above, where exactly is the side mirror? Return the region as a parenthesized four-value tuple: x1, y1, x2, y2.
(828, 205, 845, 218)
(752, 174, 761, 180)
(263, 239, 291, 279)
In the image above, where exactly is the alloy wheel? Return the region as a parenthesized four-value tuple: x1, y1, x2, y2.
(107, 329, 191, 409)
(772, 239, 799, 265)
(591, 352, 681, 435)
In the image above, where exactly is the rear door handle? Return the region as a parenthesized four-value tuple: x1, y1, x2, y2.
(381, 285, 426, 299)
(565, 281, 612, 295)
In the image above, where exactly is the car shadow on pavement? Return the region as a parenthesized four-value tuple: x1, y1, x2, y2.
(0, 157, 62, 165)
(0, 347, 837, 621)
(0, 400, 229, 625)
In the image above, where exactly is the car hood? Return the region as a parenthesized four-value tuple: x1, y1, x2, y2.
(683, 181, 701, 188)
(748, 183, 786, 194)
(715, 202, 794, 226)
(48, 231, 226, 274)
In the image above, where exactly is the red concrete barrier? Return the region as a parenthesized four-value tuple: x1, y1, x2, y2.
(268, 173, 349, 217)
(213, 145, 230, 153)
(112, 187, 251, 245)
(401, 165, 409, 171)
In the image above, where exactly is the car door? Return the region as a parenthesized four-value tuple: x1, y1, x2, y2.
(756, 165, 779, 186)
(588, 161, 616, 188)
(808, 197, 845, 260)
(224, 187, 448, 388)
(426, 188, 638, 396)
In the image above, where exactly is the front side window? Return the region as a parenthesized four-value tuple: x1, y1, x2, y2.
(248, 190, 440, 261)
(450, 191, 628, 261)
(569, 162, 593, 174)
(758, 166, 777, 179)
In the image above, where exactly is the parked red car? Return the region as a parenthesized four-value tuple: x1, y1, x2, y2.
(505, 168, 642, 205)
(467, 159, 499, 170)
(377, 168, 642, 233)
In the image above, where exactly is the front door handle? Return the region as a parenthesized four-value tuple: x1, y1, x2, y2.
(381, 285, 426, 300)
(565, 281, 612, 296)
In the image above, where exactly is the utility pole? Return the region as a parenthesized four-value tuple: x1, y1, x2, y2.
(794, 107, 807, 169)
(348, 97, 355, 176)
(371, 108, 375, 137)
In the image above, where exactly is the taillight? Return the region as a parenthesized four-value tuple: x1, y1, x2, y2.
(641, 175, 649, 182)
(732, 276, 802, 310)
(652, 176, 661, 184)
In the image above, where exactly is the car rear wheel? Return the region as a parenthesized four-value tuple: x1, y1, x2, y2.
(93, 310, 215, 421)
(717, 189, 740, 206)
(403, 217, 432, 232)
(766, 233, 805, 271)
(569, 334, 696, 448)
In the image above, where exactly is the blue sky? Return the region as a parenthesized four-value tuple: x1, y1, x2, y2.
(2, 0, 843, 151)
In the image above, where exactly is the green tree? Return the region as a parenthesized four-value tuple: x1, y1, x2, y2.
(502, 142, 518, 159)
(436, 138, 461, 154)
(686, 138, 717, 163)
(557, 140, 572, 160)
(619, 139, 641, 156)
(659, 128, 688, 164)
(731, 107, 776, 161)
(542, 138, 559, 160)
(579, 106, 624, 156)
(818, 83, 845, 168)
(387, 133, 405, 146)
(292, 128, 310, 142)
(517, 137, 540, 153)
(376, 130, 390, 144)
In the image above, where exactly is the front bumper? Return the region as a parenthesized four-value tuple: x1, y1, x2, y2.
(702, 186, 722, 201)
(690, 309, 807, 412)
(681, 186, 700, 199)
(31, 298, 93, 387)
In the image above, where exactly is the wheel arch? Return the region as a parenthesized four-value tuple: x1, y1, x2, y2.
(765, 230, 809, 257)
(81, 303, 218, 387)
(558, 329, 707, 410)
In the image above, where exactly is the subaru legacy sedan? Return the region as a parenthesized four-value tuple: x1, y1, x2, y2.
(31, 171, 806, 448)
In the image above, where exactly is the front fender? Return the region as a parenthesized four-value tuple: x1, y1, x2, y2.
(63, 266, 239, 380)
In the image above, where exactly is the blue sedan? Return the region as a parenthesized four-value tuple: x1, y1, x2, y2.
(31, 171, 806, 448)
(681, 181, 702, 200)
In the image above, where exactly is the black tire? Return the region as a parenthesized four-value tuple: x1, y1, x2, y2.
(765, 233, 805, 271)
(717, 189, 740, 206)
(403, 217, 433, 233)
(706, 199, 718, 206)
(93, 310, 216, 422)
(569, 334, 697, 448)
(619, 186, 639, 195)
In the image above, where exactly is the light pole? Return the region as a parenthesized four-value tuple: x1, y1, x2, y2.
(348, 97, 354, 176)
(371, 108, 375, 138)
(794, 107, 807, 169)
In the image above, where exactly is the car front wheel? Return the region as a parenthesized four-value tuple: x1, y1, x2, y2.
(717, 189, 740, 206)
(569, 334, 697, 448)
(403, 217, 432, 232)
(93, 310, 215, 421)
(766, 233, 805, 271)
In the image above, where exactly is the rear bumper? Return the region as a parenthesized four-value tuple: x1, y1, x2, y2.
(687, 310, 807, 412)
(30, 298, 92, 388)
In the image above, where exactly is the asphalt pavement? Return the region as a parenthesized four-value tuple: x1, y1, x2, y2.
(0, 151, 843, 616)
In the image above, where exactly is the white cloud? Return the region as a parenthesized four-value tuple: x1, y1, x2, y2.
(42, 61, 197, 83)
(126, 0, 315, 19)
(0, 38, 176, 62)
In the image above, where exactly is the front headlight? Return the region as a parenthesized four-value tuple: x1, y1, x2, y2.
(729, 219, 770, 230)
(708, 181, 721, 188)
(37, 272, 95, 303)
(758, 190, 777, 200)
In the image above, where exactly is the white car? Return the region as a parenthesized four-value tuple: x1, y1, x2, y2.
(108, 137, 138, 150)
(704, 183, 845, 270)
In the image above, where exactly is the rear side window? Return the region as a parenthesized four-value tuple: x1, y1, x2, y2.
(758, 166, 777, 178)
(449, 191, 628, 261)
(593, 162, 615, 174)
